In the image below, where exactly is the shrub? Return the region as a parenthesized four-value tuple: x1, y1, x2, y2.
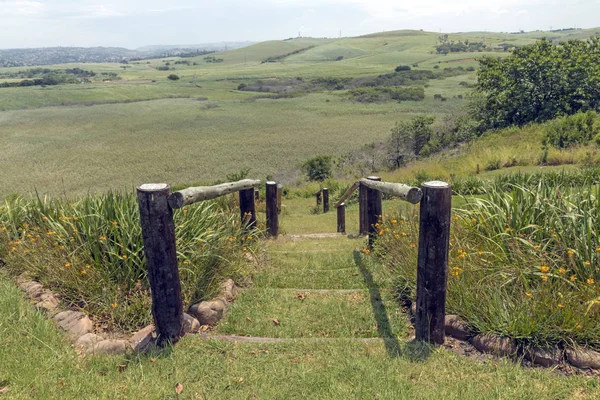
(544, 111, 600, 148)
(302, 155, 333, 181)
(485, 158, 501, 171)
(394, 65, 411, 72)
(237, 83, 247, 90)
(167, 74, 180, 81)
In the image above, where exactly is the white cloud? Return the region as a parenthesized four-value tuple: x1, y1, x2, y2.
(1, 0, 46, 17)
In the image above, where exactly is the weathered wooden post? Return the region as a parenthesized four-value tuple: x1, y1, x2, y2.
(337, 203, 346, 234)
(136, 183, 183, 346)
(415, 181, 452, 345)
(323, 188, 329, 213)
(315, 190, 322, 207)
(239, 188, 256, 228)
(254, 188, 260, 201)
(266, 181, 279, 237)
(277, 184, 283, 214)
(366, 177, 382, 249)
(360, 176, 380, 235)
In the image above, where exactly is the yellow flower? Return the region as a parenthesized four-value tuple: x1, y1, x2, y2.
(81, 269, 87, 275)
(112, 220, 118, 226)
(401, 232, 407, 237)
(585, 261, 591, 266)
(99, 236, 106, 241)
(111, 303, 118, 309)
(85, 264, 91, 269)
(570, 275, 577, 282)
(122, 255, 128, 260)
(587, 278, 595, 285)
(568, 249, 575, 256)
(183, 260, 189, 265)
(540, 275, 548, 282)
(539, 265, 550, 273)
(391, 219, 397, 224)
(559, 267, 567, 275)
(0, 227, 6, 232)
(247, 235, 252, 240)
(525, 292, 532, 297)
(379, 230, 385, 236)
(533, 245, 540, 250)
(64, 263, 71, 268)
(410, 243, 416, 249)
(183, 209, 189, 214)
(557, 304, 564, 308)
(73, 217, 78, 221)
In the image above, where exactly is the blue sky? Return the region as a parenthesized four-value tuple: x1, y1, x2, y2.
(1, 0, 600, 49)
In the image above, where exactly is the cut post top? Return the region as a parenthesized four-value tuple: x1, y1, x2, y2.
(366, 176, 381, 181)
(138, 183, 169, 192)
(266, 181, 277, 186)
(422, 181, 451, 189)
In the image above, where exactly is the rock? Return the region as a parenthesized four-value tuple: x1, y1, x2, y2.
(75, 333, 104, 349)
(183, 313, 200, 334)
(89, 339, 129, 355)
(35, 291, 59, 312)
(24, 282, 44, 299)
(130, 325, 156, 352)
(53, 311, 93, 338)
(472, 334, 517, 357)
(188, 299, 227, 326)
(220, 279, 239, 302)
(16, 272, 31, 285)
(445, 315, 470, 341)
(566, 347, 600, 369)
(524, 346, 563, 367)
(409, 303, 416, 317)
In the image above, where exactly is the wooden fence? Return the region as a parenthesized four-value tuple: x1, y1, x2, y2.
(334, 177, 452, 345)
(136, 179, 276, 345)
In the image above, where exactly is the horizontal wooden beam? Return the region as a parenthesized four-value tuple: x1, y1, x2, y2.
(169, 179, 261, 209)
(334, 182, 360, 208)
(359, 179, 422, 204)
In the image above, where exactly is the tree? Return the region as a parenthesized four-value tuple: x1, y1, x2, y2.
(167, 74, 180, 81)
(302, 155, 332, 181)
(388, 115, 436, 168)
(474, 36, 600, 131)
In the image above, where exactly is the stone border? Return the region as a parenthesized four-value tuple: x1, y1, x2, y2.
(408, 304, 600, 373)
(14, 272, 240, 355)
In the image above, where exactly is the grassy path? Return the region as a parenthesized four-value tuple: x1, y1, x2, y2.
(2, 200, 600, 398)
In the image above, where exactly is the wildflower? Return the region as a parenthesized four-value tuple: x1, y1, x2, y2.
(401, 232, 407, 237)
(111, 303, 118, 309)
(243, 248, 247, 252)
(379, 230, 385, 236)
(73, 217, 78, 221)
(391, 219, 397, 224)
(64, 263, 71, 268)
(587, 278, 595, 285)
(46, 231, 55, 236)
(525, 292, 532, 297)
(585, 261, 591, 266)
(557, 304, 564, 308)
(541, 275, 548, 282)
(85, 264, 91, 269)
(112, 220, 118, 226)
(0, 227, 6, 232)
(362, 248, 371, 255)
(247, 235, 253, 240)
(183, 209, 189, 214)
(533, 245, 540, 250)
(596, 247, 600, 252)
(539, 265, 550, 273)
(183, 260, 189, 265)
(81, 269, 87, 275)
(559, 267, 567, 275)
(570, 275, 577, 282)
(568, 249, 575, 256)
(59, 245, 65, 250)
(99, 236, 106, 241)
(122, 255, 128, 260)
(410, 243, 416, 249)
(471, 218, 477, 223)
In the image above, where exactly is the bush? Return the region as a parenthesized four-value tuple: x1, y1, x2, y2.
(167, 74, 180, 81)
(302, 155, 332, 181)
(544, 111, 599, 148)
(394, 65, 411, 72)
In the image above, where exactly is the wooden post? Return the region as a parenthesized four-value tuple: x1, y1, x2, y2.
(415, 181, 452, 345)
(366, 177, 382, 249)
(136, 184, 183, 346)
(337, 203, 346, 234)
(254, 188, 260, 201)
(315, 191, 322, 207)
(361, 176, 380, 236)
(239, 188, 256, 228)
(277, 184, 283, 214)
(266, 181, 279, 238)
(323, 188, 329, 213)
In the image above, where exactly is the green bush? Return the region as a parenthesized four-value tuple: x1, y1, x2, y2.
(167, 74, 180, 81)
(394, 65, 411, 72)
(544, 111, 600, 148)
(302, 155, 333, 181)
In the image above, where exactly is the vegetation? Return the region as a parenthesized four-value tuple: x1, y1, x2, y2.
(0, 193, 259, 331)
(262, 45, 316, 63)
(167, 74, 180, 81)
(475, 37, 600, 130)
(302, 155, 333, 181)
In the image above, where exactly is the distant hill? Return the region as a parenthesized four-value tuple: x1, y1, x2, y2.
(0, 41, 254, 67)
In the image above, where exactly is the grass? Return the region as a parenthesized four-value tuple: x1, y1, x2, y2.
(0, 193, 258, 332)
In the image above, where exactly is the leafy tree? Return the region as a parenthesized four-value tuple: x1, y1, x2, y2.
(388, 115, 436, 167)
(475, 37, 600, 130)
(302, 155, 332, 181)
(167, 74, 180, 81)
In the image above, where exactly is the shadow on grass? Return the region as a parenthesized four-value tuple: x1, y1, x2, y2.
(353, 251, 432, 361)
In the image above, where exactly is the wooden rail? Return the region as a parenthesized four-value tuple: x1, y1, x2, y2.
(137, 178, 275, 346)
(332, 177, 450, 346)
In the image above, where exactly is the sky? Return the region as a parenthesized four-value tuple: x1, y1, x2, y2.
(1, 0, 600, 49)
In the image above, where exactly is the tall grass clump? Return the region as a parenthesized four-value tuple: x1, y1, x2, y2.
(0, 192, 260, 332)
(374, 181, 600, 350)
